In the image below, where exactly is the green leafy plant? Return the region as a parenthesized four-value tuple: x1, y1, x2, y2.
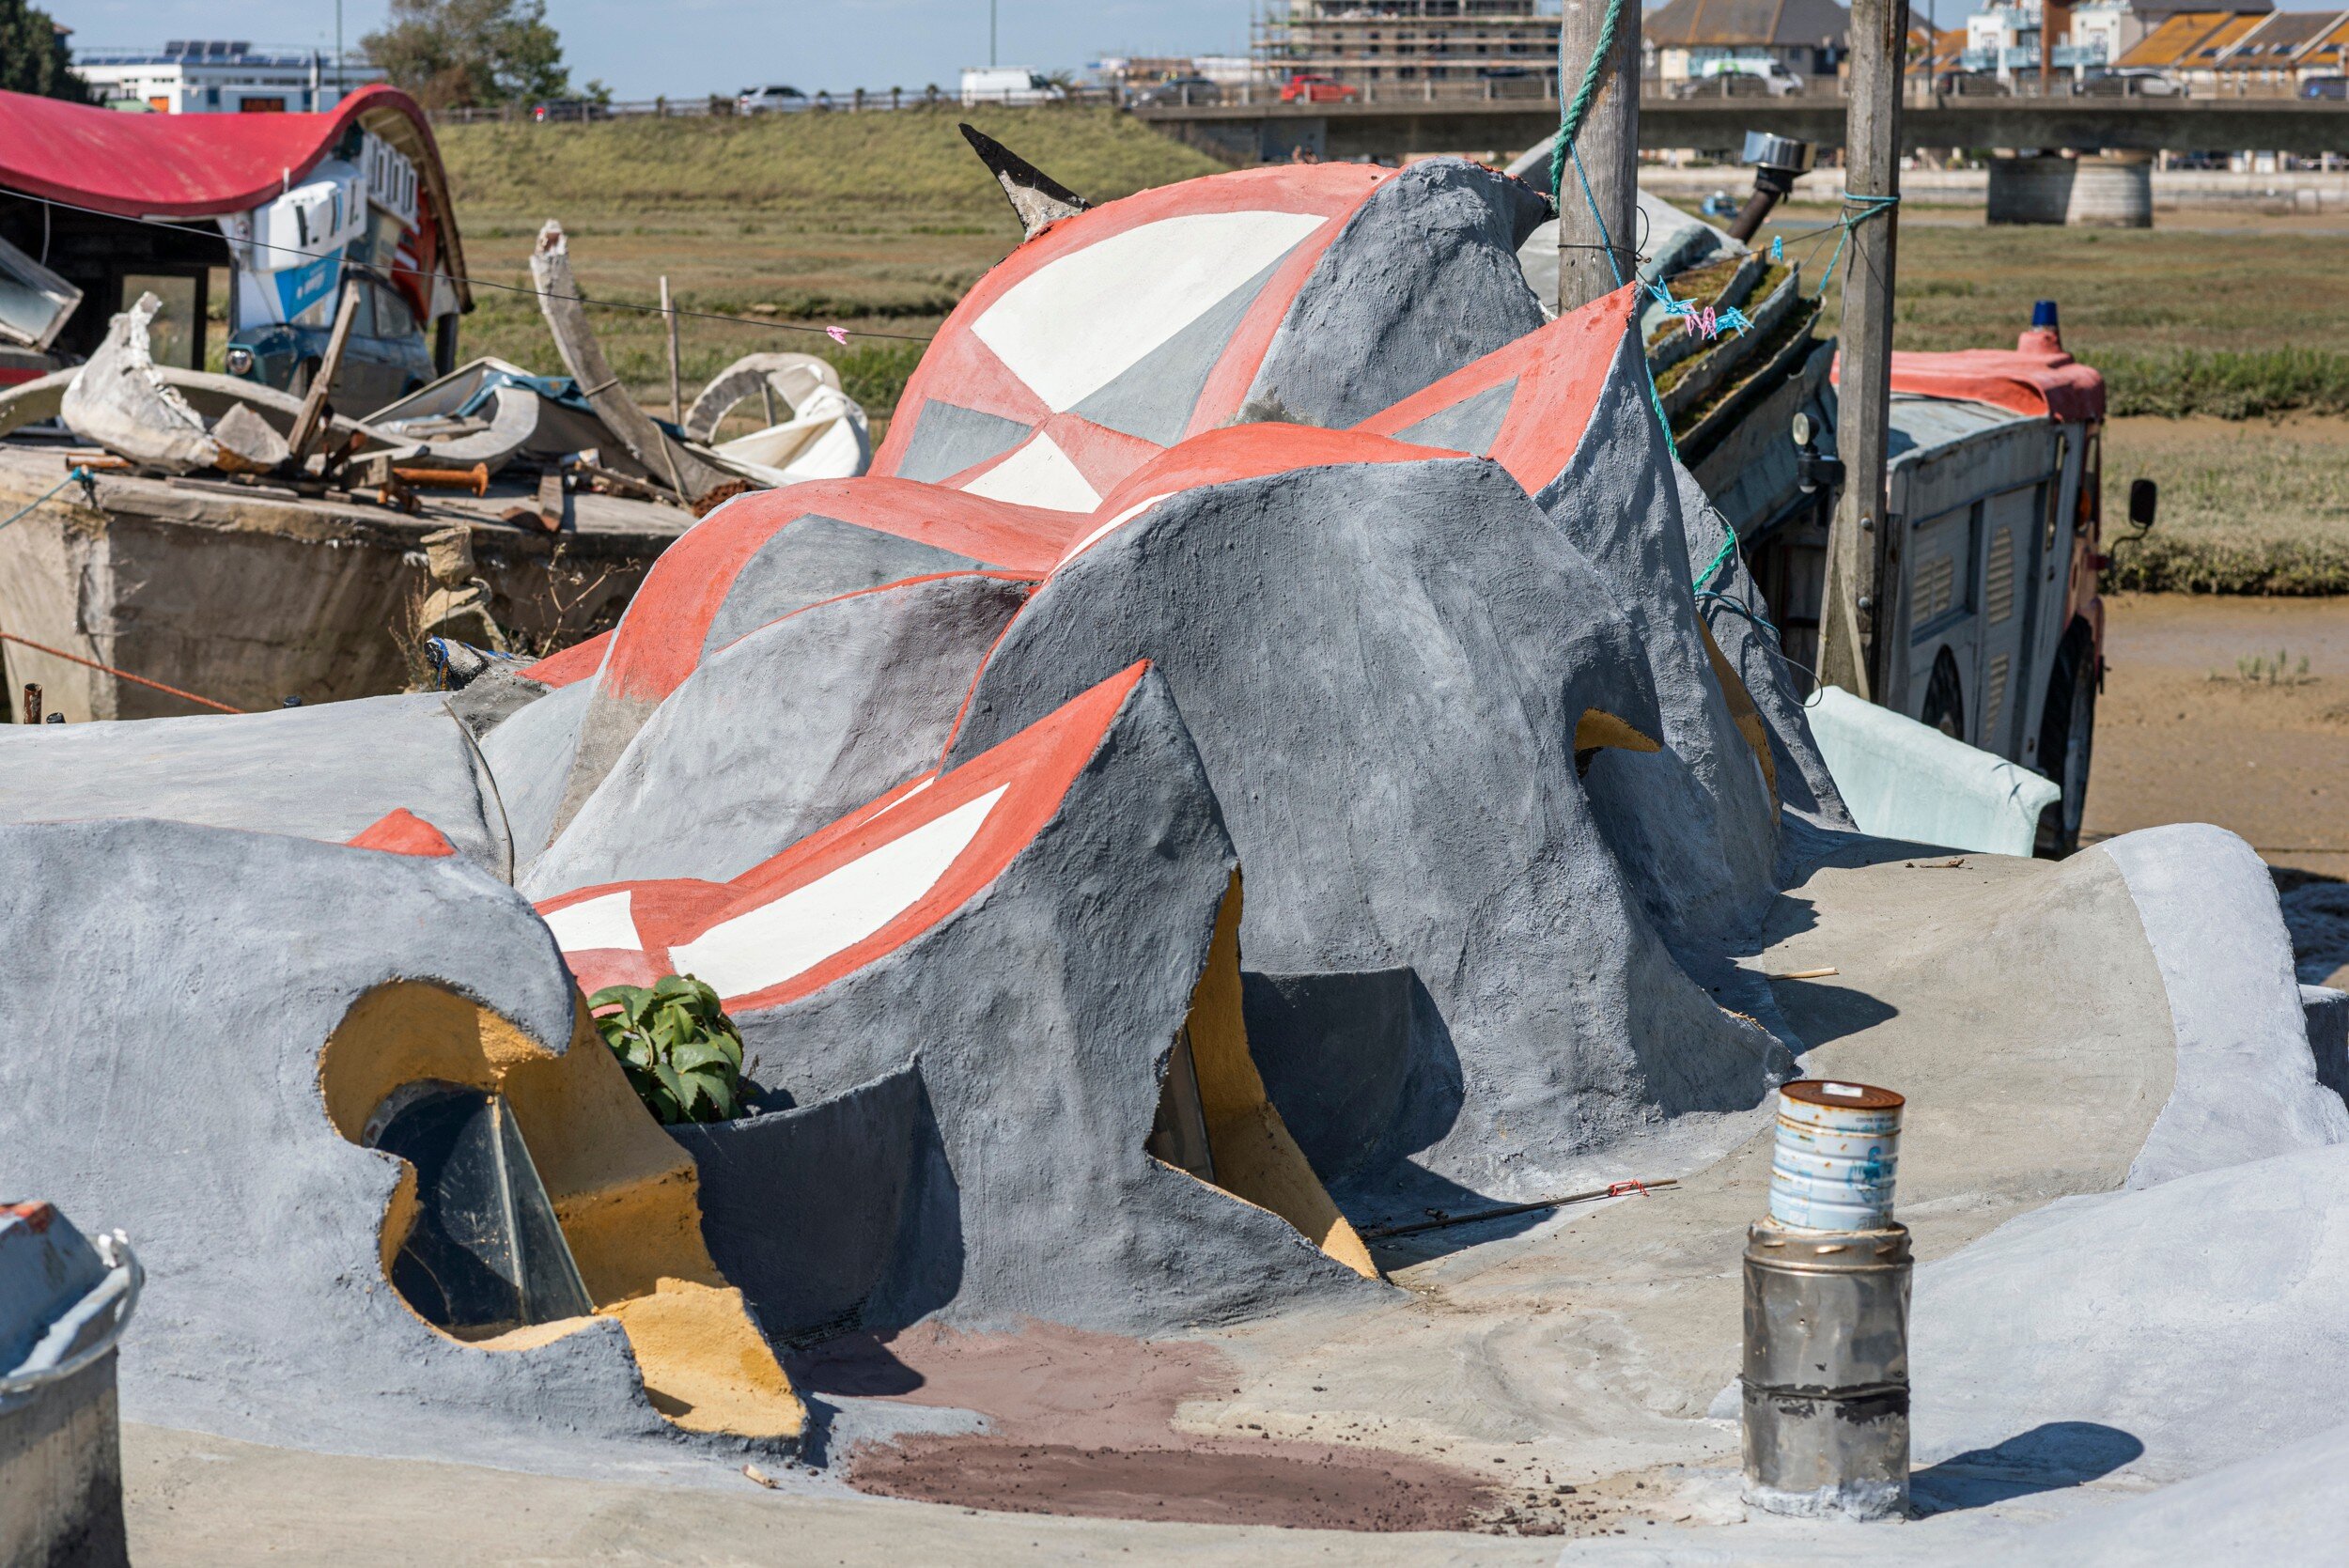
(587, 975, 746, 1125)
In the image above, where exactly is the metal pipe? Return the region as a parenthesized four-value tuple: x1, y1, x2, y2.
(1728, 132, 1816, 243)
(1742, 1079, 1911, 1521)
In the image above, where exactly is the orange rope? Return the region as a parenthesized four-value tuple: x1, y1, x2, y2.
(2, 632, 245, 715)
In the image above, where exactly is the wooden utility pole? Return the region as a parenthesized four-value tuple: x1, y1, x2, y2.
(1555, 0, 1641, 313)
(660, 275, 682, 424)
(1817, 0, 1910, 700)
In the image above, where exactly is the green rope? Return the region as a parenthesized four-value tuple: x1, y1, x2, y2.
(1548, 0, 1627, 200)
(1693, 527, 1737, 591)
(0, 467, 90, 536)
(1815, 192, 1902, 297)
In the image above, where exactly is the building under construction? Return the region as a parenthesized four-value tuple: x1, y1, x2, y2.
(1253, 0, 1563, 89)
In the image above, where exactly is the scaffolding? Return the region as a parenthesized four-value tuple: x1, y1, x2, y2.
(1255, 0, 1566, 86)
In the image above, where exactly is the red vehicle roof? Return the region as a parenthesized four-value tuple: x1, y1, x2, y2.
(1837, 329, 2107, 424)
(0, 85, 468, 304)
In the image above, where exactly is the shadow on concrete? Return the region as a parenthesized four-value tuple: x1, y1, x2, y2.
(785, 1329, 926, 1398)
(671, 1063, 963, 1348)
(1910, 1421, 2145, 1514)
(1771, 976, 1901, 1049)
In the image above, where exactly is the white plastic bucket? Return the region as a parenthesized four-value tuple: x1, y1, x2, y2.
(1766, 1079, 1904, 1232)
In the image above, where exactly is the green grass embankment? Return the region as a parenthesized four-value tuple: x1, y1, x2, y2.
(437, 106, 1222, 221)
(438, 108, 1222, 422)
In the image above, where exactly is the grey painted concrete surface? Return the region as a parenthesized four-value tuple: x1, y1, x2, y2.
(1909, 1141, 2349, 1486)
(1548, 337, 1781, 945)
(0, 692, 502, 870)
(480, 672, 597, 876)
(524, 573, 1029, 895)
(730, 669, 1379, 1333)
(2100, 824, 2349, 1188)
(0, 817, 712, 1477)
(1249, 158, 1550, 430)
(946, 453, 1785, 1208)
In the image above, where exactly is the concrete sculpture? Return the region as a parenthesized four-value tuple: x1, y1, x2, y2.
(0, 144, 2339, 1560)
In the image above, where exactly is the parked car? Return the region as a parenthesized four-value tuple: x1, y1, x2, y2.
(223, 268, 434, 413)
(2303, 75, 2347, 101)
(2083, 68, 2186, 97)
(1940, 69, 2011, 97)
(1280, 73, 1361, 104)
(528, 99, 613, 122)
(738, 85, 812, 114)
(1134, 76, 1222, 107)
(960, 69, 1067, 106)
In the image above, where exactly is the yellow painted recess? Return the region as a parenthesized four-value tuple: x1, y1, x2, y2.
(1575, 707, 1661, 754)
(1179, 874, 1380, 1281)
(317, 982, 805, 1442)
(1698, 618, 1780, 813)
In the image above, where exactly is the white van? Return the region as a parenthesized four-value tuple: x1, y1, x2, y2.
(959, 69, 1066, 106)
(1693, 55, 1807, 96)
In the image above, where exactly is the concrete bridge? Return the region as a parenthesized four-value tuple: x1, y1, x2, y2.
(1134, 91, 2349, 165)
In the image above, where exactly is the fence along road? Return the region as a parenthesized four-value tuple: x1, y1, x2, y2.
(1131, 88, 2349, 163)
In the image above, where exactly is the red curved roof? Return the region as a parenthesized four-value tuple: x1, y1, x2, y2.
(0, 84, 433, 216)
(0, 85, 467, 307)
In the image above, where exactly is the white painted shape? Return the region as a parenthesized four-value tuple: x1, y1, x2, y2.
(972, 210, 1328, 411)
(960, 431, 1101, 513)
(1060, 492, 1171, 565)
(672, 785, 1009, 1000)
(541, 891, 640, 953)
(868, 773, 938, 820)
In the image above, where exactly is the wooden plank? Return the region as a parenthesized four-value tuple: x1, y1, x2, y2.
(528, 222, 735, 505)
(288, 284, 362, 460)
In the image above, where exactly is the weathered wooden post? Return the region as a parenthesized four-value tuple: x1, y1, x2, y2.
(1817, 0, 1910, 699)
(660, 275, 682, 425)
(288, 281, 362, 460)
(1554, 0, 1642, 313)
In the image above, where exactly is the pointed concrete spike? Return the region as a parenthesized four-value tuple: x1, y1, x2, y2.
(958, 122, 1092, 241)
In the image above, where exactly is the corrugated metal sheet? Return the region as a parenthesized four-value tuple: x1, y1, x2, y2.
(1886, 393, 2029, 468)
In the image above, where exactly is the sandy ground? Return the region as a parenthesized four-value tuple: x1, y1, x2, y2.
(2084, 591, 2349, 983)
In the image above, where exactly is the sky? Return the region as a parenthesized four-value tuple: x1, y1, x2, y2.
(54, 0, 2349, 100)
(56, 0, 1260, 100)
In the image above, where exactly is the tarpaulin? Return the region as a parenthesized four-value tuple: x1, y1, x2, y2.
(1836, 329, 2107, 424)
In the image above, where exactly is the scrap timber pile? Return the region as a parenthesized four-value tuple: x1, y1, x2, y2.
(2, 136, 2346, 1559)
(0, 224, 870, 717)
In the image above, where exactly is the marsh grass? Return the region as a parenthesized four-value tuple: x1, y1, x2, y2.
(2104, 417, 2349, 594)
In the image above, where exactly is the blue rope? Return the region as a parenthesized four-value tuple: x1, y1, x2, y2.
(0, 467, 91, 536)
(1696, 588, 1781, 644)
(1567, 141, 1625, 288)
(1561, 140, 1679, 459)
(1815, 192, 1902, 297)
(1645, 280, 1754, 341)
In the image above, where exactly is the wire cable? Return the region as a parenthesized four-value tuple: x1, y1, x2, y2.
(1, 186, 935, 345)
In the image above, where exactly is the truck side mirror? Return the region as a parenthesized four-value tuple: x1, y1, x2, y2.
(2127, 478, 2157, 530)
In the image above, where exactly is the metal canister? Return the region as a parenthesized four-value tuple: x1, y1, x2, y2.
(1767, 1079, 1904, 1232)
(1742, 1220, 1913, 1519)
